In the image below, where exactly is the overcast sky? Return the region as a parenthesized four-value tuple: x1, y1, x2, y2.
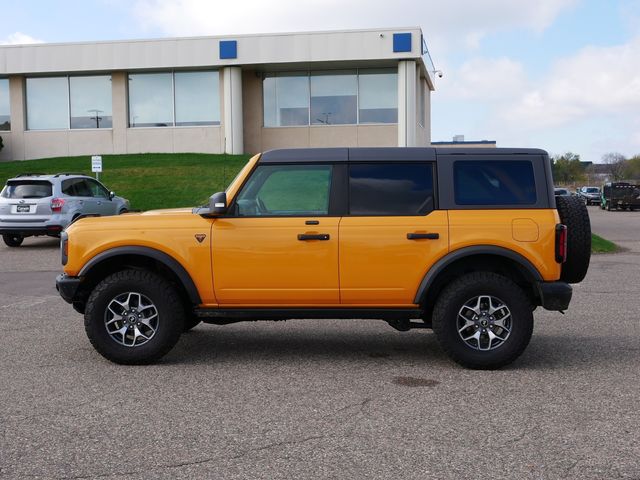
(2, 0, 639, 162)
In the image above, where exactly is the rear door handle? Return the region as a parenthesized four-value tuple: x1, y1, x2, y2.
(298, 233, 330, 241)
(407, 233, 439, 240)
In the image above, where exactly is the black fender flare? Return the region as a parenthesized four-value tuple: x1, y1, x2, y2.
(78, 246, 202, 305)
(413, 245, 543, 304)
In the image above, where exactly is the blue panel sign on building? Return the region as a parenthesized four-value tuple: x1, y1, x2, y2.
(219, 40, 237, 59)
(393, 33, 412, 53)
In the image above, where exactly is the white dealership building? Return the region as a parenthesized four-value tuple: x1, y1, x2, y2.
(0, 27, 436, 161)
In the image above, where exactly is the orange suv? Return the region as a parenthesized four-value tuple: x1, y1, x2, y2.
(56, 148, 591, 369)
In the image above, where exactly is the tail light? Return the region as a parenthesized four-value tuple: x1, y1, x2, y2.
(50, 198, 65, 213)
(555, 224, 567, 263)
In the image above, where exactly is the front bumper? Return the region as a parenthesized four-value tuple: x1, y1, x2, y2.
(56, 273, 81, 304)
(538, 281, 572, 311)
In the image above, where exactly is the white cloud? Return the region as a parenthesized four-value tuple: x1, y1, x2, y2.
(439, 57, 528, 101)
(0, 32, 44, 45)
(432, 34, 640, 158)
(502, 36, 640, 129)
(132, 0, 577, 54)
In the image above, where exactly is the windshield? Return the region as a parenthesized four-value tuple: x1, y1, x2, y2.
(585, 187, 599, 193)
(1, 180, 53, 199)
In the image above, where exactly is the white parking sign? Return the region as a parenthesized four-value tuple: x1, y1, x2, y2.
(91, 155, 103, 173)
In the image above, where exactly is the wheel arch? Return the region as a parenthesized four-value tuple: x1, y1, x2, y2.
(415, 246, 543, 317)
(74, 246, 201, 312)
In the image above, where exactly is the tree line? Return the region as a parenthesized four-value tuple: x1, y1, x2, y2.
(551, 152, 640, 184)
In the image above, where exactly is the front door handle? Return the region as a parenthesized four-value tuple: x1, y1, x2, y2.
(407, 232, 439, 240)
(298, 233, 330, 241)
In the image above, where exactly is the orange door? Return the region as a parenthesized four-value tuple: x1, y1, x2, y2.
(211, 162, 339, 306)
(339, 212, 449, 305)
(211, 217, 339, 305)
(338, 161, 448, 306)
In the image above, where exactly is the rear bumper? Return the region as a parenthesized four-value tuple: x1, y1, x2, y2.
(56, 274, 81, 304)
(538, 281, 572, 311)
(0, 225, 63, 237)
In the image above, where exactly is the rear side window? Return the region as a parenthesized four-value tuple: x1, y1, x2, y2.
(454, 161, 536, 205)
(62, 178, 93, 197)
(349, 163, 434, 215)
(1, 181, 52, 199)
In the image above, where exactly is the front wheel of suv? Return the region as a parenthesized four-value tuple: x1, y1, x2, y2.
(432, 272, 534, 370)
(2, 234, 24, 247)
(84, 269, 185, 364)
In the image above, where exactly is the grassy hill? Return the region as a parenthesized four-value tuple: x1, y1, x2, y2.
(0, 153, 251, 211)
(0, 152, 619, 253)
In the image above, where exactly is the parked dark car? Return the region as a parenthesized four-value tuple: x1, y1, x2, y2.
(577, 186, 601, 205)
(600, 182, 640, 211)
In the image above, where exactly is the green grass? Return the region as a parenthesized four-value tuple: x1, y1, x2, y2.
(0, 153, 251, 211)
(591, 233, 618, 253)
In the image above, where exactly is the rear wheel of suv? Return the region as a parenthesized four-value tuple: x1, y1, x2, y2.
(84, 269, 185, 364)
(2, 234, 24, 247)
(432, 272, 534, 370)
(555, 195, 591, 283)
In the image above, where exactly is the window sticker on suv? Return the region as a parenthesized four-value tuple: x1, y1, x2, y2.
(454, 161, 536, 206)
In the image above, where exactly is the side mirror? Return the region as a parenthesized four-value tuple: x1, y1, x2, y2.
(208, 191, 228, 215)
(109, 191, 116, 200)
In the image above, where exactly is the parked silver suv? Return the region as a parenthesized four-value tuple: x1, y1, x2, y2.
(0, 173, 129, 247)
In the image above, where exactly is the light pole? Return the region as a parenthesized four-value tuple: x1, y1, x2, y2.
(87, 109, 103, 128)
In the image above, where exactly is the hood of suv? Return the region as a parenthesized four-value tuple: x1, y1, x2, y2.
(65, 208, 209, 234)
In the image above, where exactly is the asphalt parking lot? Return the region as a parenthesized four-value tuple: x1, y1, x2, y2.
(1, 207, 639, 480)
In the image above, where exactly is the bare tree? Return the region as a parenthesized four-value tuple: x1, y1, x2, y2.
(601, 152, 627, 181)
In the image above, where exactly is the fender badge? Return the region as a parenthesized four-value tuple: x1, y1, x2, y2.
(195, 234, 206, 243)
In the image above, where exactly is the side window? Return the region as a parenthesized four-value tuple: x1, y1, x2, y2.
(234, 164, 332, 216)
(454, 161, 536, 205)
(87, 179, 110, 198)
(349, 163, 434, 216)
(62, 178, 93, 197)
(62, 179, 79, 196)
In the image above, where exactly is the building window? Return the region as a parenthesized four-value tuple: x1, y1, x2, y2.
(70, 76, 112, 129)
(0, 79, 10, 131)
(263, 73, 309, 127)
(310, 70, 357, 125)
(26, 77, 69, 130)
(358, 68, 398, 124)
(128, 73, 173, 127)
(129, 71, 220, 128)
(26, 75, 112, 130)
(174, 71, 220, 126)
(263, 68, 398, 127)
(418, 77, 425, 127)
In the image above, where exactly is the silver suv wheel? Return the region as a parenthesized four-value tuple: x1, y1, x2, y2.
(457, 295, 512, 351)
(104, 292, 159, 347)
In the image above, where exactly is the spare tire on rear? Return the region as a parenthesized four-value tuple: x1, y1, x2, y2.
(556, 195, 591, 283)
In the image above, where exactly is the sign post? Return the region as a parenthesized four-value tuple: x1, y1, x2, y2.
(91, 155, 103, 181)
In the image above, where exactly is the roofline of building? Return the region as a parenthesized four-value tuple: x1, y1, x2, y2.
(432, 140, 497, 145)
(0, 26, 424, 50)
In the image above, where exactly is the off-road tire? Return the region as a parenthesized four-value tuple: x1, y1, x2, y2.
(2, 234, 24, 247)
(84, 269, 185, 364)
(555, 195, 591, 283)
(432, 272, 534, 370)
